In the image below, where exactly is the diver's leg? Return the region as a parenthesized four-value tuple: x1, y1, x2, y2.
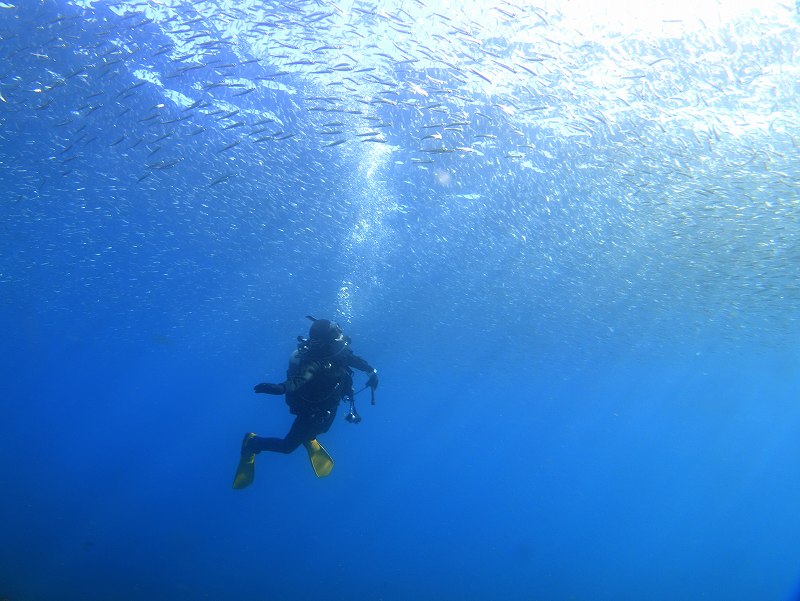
(316, 405, 338, 435)
(248, 416, 315, 454)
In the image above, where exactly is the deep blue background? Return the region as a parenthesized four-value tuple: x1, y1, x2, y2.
(3, 304, 799, 600)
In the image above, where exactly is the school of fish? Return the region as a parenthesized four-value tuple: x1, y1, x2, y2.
(1, 0, 798, 355)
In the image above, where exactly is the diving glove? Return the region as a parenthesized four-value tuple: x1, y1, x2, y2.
(254, 382, 286, 395)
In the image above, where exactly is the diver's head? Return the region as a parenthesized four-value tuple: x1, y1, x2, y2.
(308, 319, 339, 343)
(307, 318, 348, 356)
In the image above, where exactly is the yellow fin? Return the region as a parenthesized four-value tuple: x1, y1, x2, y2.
(303, 439, 334, 478)
(232, 433, 257, 489)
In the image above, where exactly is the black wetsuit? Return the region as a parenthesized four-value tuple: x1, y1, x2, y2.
(251, 344, 375, 454)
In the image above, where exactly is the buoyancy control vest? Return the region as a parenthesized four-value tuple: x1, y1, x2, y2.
(284, 343, 354, 415)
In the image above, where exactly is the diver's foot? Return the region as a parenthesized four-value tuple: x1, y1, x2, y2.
(241, 432, 259, 455)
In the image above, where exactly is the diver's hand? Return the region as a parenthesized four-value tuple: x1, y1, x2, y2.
(366, 369, 379, 390)
(254, 382, 285, 395)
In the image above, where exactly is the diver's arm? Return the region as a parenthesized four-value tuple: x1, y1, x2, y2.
(346, 352, 375, 374)
(254, 349, 320, 396)
(253, 382, 285, 394)
(347, 352, 379, 389)
(253, 361, 318, 395)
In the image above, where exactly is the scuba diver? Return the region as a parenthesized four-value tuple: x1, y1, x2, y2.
(233, 316, 379, 488)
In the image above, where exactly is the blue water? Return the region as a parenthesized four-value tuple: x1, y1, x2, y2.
(2, 1, 800, 600)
